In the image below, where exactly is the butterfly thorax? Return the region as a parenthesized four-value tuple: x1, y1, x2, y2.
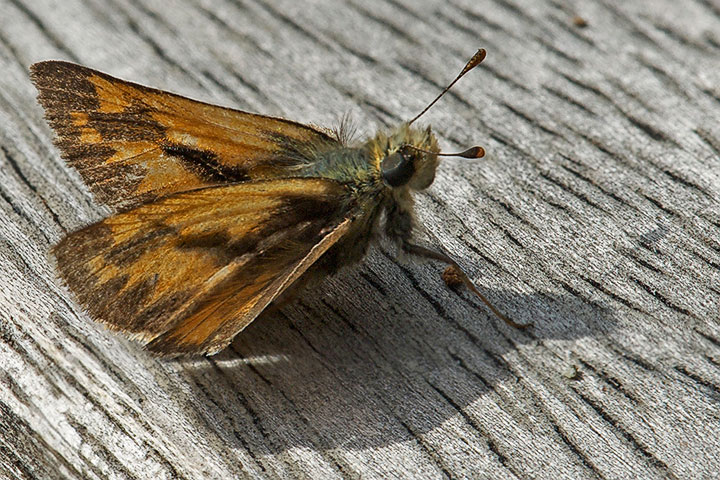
(294, 124, 440, 278)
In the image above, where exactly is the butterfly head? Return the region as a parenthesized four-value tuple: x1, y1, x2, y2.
(379, 124, 439, 190)
(378, 123, 485, 191)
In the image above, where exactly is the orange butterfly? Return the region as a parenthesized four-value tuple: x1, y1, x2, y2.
(31, 49, 526, 356)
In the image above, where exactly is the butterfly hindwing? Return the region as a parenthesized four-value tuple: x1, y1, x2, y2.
(30, 61, 341, 210)
(53, 177, 355, 355)
(147, 215, 353, 355)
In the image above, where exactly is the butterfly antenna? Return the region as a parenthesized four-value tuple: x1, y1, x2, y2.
(404, 144, 485, 159)
(408, 48, 487, 125)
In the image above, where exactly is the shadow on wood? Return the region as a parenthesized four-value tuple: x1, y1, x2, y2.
(172, 269, 616, 454)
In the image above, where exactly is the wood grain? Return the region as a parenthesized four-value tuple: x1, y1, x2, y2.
(1, 0, 720, 478)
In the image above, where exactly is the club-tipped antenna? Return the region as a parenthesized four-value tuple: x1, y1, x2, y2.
(408, 48, 487, 125)
(404, 144, 485, 159)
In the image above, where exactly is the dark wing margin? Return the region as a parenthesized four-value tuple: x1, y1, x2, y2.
(30, 61, 341, 210)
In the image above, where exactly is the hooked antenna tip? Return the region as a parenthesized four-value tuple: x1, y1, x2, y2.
(465, 49, 487, 73)
(458, 146, 485, 158)
(437, 146, 485, 158)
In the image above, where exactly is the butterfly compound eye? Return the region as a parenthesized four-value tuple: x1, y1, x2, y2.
(381, 149, 415, 187)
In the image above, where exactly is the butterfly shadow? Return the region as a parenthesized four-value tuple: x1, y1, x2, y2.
(176, 255, 618, 456)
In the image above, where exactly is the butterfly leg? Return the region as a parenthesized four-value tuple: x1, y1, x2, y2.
(401, 241, 531, 329)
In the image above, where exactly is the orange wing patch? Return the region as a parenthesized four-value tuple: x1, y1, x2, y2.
(147, 216, 353, 355)
(53, 178, 355, 355)
(30, 61, 341, 210)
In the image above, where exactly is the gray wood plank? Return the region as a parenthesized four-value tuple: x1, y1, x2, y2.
(1, 0, 719, 478)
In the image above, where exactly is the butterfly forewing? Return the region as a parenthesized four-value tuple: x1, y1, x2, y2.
(53, 178, 355, 355)
(30, 61, 341, 210)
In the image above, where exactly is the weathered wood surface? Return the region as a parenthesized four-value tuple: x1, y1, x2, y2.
(1, 0, 720, 478)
